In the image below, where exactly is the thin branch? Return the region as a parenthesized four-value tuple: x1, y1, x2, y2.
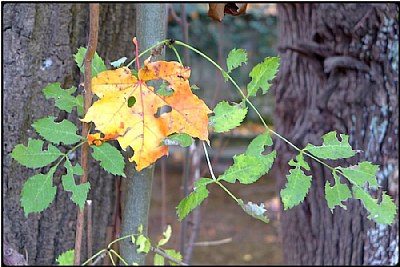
(151, 247, 188, 266)
(87, 200, 93, 264)
(194, 237, 233, 247)
(74, 3, 99, 265)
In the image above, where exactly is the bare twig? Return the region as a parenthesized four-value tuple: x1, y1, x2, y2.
(194, 237, 233, 247)
(74, 3, 99, 265)
(87, 200, 93, 264)
(151, 247, 188, 266)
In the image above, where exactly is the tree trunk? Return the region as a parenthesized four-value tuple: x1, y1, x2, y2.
(3, 3, 136, 264)
(274, 3, 398, 265)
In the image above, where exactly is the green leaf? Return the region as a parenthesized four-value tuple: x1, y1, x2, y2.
(227, 48, 248, 72)
(248, 57, 280, 96)
(238, 200, 269, 223)
(74, 47, 107, 77)
(280, 166, 312, 210)
(91, 142, 126, 177)
(21, 166, 57, 216)
(177, 185, 209, 221)
(164, 250, 182, 266)
(136, 235, 151, 254)
(157, 225, 172, 247)
(209, 101, 248, 133)
(246, 131, 273, 157)
(325, 171, 351, 211)
(337, 161, 379, 189)
(353, 187, 396, 225)
(288, 152, 310, 171)
(156, 83, 174, 96)
(110, 57, 127, 68)
(304, 131, 357, 160)
(43, 83, 83, 116)
(218, 152, 275, 184)
(162, 133, 193, 147)
(62, 159, 90, 210)
(190, 84, 200, 90)
(194, 177, 214, 188)
(56, 249, 75, 266)
(32, 117, 81, 145)
(11, 139, 62, 168)
(153, 254, 164, 265)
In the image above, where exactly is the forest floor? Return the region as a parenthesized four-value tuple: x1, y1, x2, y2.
(147, 136, 284, 265)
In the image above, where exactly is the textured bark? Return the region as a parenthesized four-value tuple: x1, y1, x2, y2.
(274, 3, 398, 265)
(3, 3, 136, 264)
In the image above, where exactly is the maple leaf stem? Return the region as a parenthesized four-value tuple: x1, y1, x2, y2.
(133, 37, 141, 70)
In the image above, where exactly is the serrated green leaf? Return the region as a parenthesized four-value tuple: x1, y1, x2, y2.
(74, 47, 107, 77)
(353, 187, 396, 225)
(280, 166, 312, 210)
(194, 177, 214, 188)
(162, 133, 193, 147)
(248, 57, 280, 96)
(136, 235, 151, 254)
(325, 171, 352, 211)
(32, 117, 81, 145)
(246, 131, 273, 157)
(11, 139, 62, 168)
(110, 57, 127, 68)
(238, 200, 269, 223)
(157, 225, 172, 247)
(56, 249, 74, 266)
(218, 151, 276, 184)
(43, 83, 83, 116)
(209, 101, 248, 133)
(177, 185, 208, 221)
(227, 48, 248, 73)
(337, 161, 379, 189)
(21, 167, 57, 216)
(62, 159, 90, 210)
(288, 152, 310, 171)
(91, 142, 126, 177)
(164, 249, 182, 266)
(304, 131, 357, 160)
(153, 254, 164, 265)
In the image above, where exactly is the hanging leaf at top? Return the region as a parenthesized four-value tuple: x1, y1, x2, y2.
(82, 61, 211, 171)
(208, 3, 248, 21)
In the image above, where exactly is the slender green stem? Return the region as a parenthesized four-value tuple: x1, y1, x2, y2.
(202, 141, 216, 180)
(108, 234, 135, 249)
(215, 181, 240, 203)
(108, 251, 116, 266)
(109, 249, 128, 265)
(169, 45, 183, 65)
(126, 39, 170, 68)
(81, 249, 106, 266)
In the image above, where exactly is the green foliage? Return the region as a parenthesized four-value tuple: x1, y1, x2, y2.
(62, 159, 90, 210)
(209, 101, 248, 133)
(156, 82, 175, 96)
(163, 249, 182, 265)
(280, 166, 312, 210)
(32, 116, 81, 145)
(176, 178, 211, 220)
(74, 47, 107, 77)
(157, 225, 172, 247)
(11, 139, 62, 168)
(218, 132, 276, 184)
(353, 187, 396, 225)
(247, 57, 280, 96)
(136, 234, 151, 254)
(162, 133, 193, 147)
(304, 131, 358, 160)
(56, 249, 75, 265)
(227, 48, 248, 73)
(21, 166, 57, 216)
(337, 161, 379, 189)
(43, 83, 83, 116)
(91, 142, 126, 177)
(325, 171, 352, 211)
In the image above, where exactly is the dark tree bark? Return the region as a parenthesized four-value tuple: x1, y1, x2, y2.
(274, 3, 398, 265)
(2, 3, 136, 264)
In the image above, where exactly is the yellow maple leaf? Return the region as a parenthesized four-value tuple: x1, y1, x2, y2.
(82, 61, 211, 171)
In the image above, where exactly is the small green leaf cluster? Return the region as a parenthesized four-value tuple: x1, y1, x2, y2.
(10, 48, 126, 216)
